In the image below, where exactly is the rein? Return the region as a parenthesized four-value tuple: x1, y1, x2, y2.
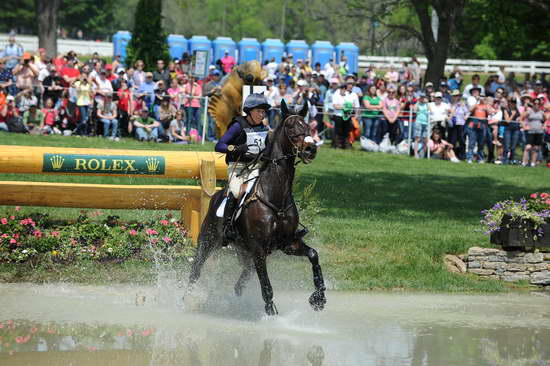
(261, 114, 308, 166)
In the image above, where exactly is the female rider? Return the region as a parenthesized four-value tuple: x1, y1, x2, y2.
(215, 93, 270, 240)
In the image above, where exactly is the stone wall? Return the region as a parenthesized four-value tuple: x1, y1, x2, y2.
(465, 247, 550, 286)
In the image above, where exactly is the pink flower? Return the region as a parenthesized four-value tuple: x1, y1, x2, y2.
(546, 199, 550, 205)
(541, 193, 549, 199)
(88, 346, 97, 351)
(159, 220, 169, 226)
(145, 229, 158, 235)
(69, 238, 78, 246)
(126, 329, 133, 337)
(30, 327, 38, 334)
(33, 230, 43, 238)
(50, 231, 60, 237)
(1, 234, 8, 238)
(15, 206, 21, 211)
(150, 238, 159, 244)
(162, 236, 172, 243)
(0, 218, 7, 225)
(13, 234, 19, 239)
(129, 229, 138, 236)
(141, 329, 152, 336)
(9, 239, 16, 244)
(530, 193, 538, 199)
(15, 337, 24, 344)
(9, 216, 15, 220)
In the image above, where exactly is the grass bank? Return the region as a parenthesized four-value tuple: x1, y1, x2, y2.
(1, 132, 549, 291)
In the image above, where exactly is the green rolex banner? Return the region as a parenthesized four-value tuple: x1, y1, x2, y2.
(43, 154, 166, 175)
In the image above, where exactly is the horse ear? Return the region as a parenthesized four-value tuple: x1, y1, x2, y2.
(299, 101, 309, 118)
(281, 99, 290, 118)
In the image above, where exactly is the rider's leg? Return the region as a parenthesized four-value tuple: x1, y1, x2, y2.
(223, 192, 239, 241)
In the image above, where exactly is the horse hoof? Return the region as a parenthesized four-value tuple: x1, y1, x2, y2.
(309, 291, 326, 312)
(265, 302, 278, 316)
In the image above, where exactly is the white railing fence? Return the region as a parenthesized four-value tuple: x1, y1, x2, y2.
(0, 34, 113, 57)
(358, 56, 550, 74)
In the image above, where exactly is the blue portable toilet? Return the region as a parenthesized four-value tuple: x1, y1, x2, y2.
(189, 35, 212, 61)
(311, 41, 334, 68)
(238, 38, 260, 64)
(112, 31, 132, 63)
(335, 42, 359, 74)
(213, 37, 236, 62)
(262, 38, 284, 63)
(286, 40, 309, 63)
(167, 34, 188, 60)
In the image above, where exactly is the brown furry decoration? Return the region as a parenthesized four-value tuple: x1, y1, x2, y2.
(208, 60, 267, 136)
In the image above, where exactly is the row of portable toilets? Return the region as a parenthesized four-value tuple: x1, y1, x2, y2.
(112, 31, 359, 73)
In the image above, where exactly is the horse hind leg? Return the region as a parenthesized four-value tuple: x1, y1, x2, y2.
(283, 241, 326, 311)
(234, 252, 254, 297)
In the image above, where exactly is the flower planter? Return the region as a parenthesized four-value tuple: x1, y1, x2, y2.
(490, 215, 550, 250)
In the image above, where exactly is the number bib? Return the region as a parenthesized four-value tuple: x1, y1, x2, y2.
(246, 131, 268, 154)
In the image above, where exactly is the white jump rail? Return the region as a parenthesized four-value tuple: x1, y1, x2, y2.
(358, 55, 550, 74)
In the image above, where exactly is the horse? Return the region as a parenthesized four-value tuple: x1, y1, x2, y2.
(187, 100, 326, 315)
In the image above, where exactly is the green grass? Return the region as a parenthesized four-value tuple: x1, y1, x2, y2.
(1, 133, 549, 291)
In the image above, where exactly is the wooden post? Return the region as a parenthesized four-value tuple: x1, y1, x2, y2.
(200, 159, 217, 224)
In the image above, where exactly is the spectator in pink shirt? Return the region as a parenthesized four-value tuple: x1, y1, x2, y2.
(221, 51, 236, 75)
(183, 75, 202, 131)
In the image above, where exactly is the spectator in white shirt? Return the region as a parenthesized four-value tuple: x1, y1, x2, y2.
(93, 69, 113, 104)
(429, 91, 451, 133)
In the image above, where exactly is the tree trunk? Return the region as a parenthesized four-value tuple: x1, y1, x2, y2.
(410, 0, 465, 86)
(35, 0, 61, 59)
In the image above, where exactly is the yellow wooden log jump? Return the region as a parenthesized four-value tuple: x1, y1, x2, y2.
(0, 145, 227, 243)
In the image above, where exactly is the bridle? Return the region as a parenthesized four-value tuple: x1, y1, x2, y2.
(262, 114, 312, 165)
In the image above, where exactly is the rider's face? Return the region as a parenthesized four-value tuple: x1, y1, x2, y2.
(249, 108, 266, 124)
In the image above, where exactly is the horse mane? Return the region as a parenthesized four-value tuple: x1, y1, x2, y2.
(207, 61, 267, 136)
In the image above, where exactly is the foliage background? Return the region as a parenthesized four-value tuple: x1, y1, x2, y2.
(0, 0, 548, 61)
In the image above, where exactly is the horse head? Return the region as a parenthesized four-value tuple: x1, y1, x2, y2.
(278, 99, 317, 164)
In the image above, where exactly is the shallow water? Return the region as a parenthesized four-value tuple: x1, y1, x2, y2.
(1, 283, 549, 366)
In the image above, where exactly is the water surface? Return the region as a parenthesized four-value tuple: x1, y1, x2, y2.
(1, 283, 549, 365)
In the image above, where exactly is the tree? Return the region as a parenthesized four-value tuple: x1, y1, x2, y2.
(35, 0, 61, 58)
(125, 0, 170, 69)
(455, 0, 550, 61)
(409, 0, 466, 84)
(347, 0, 466, 84)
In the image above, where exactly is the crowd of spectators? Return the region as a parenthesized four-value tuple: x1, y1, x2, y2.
(0, 34, 222, 143)
(260, 56, 550, 167)
(1, 33, 549, 167)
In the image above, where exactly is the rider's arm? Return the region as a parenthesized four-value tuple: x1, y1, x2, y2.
(215, 122, 242, 153)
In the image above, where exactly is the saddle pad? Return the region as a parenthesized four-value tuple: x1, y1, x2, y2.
(215, 177, 258, 218)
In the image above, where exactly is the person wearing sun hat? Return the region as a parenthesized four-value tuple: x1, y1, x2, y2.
(449, 89, 469, 159)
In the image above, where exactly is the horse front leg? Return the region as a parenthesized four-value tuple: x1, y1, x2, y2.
(253, 254, 278, 315)
(283, 241, 326, 311)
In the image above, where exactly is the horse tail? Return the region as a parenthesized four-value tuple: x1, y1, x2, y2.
(208, 60, 267, 136)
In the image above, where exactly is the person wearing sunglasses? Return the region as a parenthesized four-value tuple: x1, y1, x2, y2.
(521, 98, 545, 167)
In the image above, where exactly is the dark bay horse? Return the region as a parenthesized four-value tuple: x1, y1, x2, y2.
(187, 100, 326, 315)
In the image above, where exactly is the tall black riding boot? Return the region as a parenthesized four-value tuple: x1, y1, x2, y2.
(223, 193, 239, 243)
